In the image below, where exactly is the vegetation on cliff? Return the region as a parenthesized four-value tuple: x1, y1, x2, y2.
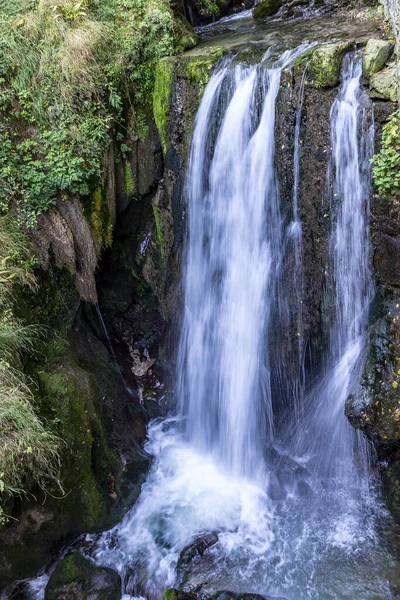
(0, 0, 191, 226)
(372, 109, 400, 199)
(0, 218, 62, 526)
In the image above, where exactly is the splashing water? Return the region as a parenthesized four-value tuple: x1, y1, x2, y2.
(72, 50, 400, 600)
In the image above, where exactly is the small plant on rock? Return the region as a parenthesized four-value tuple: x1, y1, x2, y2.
(372, 109, 400, 199)
(52, 0, 88, 22)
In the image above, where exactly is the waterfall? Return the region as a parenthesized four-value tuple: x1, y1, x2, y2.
(289, 54, 375, 484)
(177, 44, 317, 481)
(83, 49, 398, 600)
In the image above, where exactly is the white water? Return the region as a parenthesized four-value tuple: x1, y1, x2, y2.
(21, 48, 400, 600)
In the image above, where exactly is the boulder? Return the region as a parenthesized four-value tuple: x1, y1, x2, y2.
(252, 0, 282, 19)
(363, 39, 394, 77)
(370, 65, 400, 102)
(45, 554, 121, 600)
(177, 532, 219, 570)
(308, 42, 353, 88)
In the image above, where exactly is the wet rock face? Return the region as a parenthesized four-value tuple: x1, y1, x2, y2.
(45, 554, 121, 600)
(32, 196, 99, 303)
(347, 99, 400, 520)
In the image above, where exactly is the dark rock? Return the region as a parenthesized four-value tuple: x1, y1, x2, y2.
(177, 532, 219, 569)
(5, 580, 32, 600)
(45, 554, 121, 600)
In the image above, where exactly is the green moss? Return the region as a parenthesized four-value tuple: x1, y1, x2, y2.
(152, 203, 165, 258)
(164, 590, 178, 600)
(45, 553, 121, 600)
(174, 14, 198, 53)
(83, 185, 113, 249)
(308, 42, 353, 88)
(124, 162, 134, 196)
(38, 354, 110, 530)
(153, 58, 176, 154)
(54, 554, 84, 585)
(182, 47, 226, 92)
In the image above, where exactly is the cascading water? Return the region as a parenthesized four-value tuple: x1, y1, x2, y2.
(26, 47, 400, 600)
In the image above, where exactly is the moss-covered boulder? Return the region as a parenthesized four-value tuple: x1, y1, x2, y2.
(308, 42, 353, 88)
(252, 0, 282, 19)
(45, 554, 121, 600)
(363, 39, 394, 77)
(175, 14, 199, 52)
(370, 66, 400, 102)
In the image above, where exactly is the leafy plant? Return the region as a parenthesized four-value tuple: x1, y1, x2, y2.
(52, 1, 88, 22)
(372, 110, 400, 199)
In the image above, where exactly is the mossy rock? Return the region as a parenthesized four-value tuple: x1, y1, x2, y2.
(164, 590, 198, 600)
(362, 39, 394, 77)
(308, 42, 353, 88)
(45, 554, 121, 600)
(370, 65, 400, 102)
(37, 349, 120, 531)
(180, 46, 227, 90)
(174, 14, 199, 52)
(252, 0, 282, 19)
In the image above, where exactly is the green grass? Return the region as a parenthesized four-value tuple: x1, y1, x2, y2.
(0, 217, 62, 525)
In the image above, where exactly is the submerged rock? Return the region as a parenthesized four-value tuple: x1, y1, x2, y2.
(252, 0, 282, 19)
(45, 554, 121, 600)
(362, 39, 394, 77)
